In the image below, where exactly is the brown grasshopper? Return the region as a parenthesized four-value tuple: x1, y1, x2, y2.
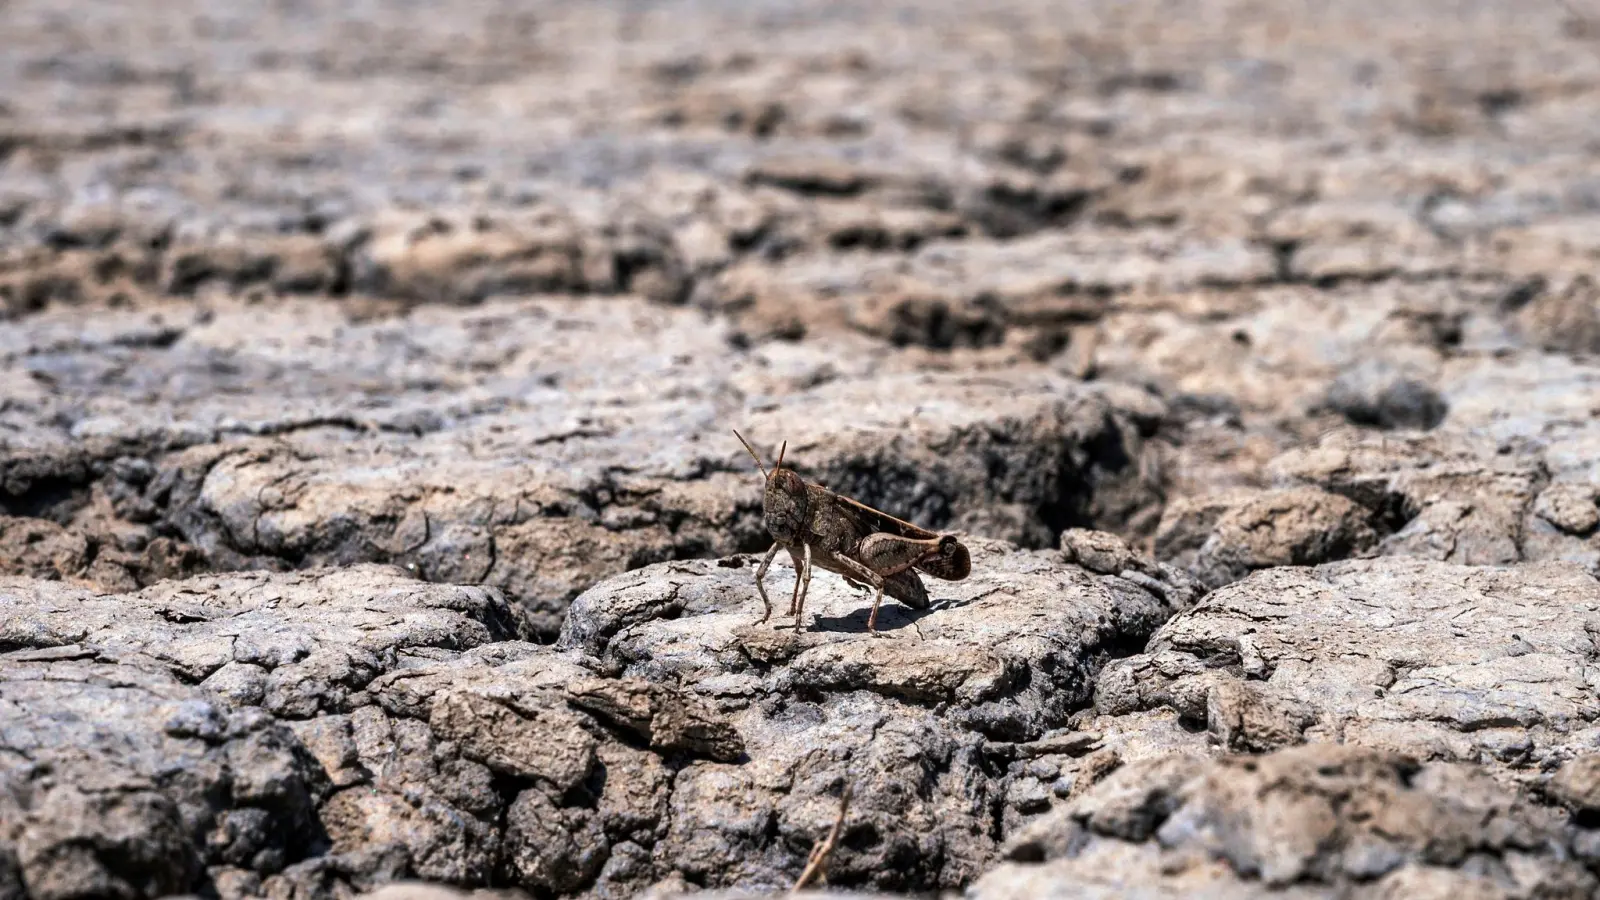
(733, 430, 971, 633)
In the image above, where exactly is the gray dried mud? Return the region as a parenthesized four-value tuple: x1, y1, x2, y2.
(4, 0, 1600, 898)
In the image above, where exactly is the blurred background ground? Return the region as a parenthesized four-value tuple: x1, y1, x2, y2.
(3, 0, 1597, 617)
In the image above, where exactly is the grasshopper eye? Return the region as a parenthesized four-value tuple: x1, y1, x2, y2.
(938, 535, 957, 553)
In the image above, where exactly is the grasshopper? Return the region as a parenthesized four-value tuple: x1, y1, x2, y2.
(733, 430, 971, 633)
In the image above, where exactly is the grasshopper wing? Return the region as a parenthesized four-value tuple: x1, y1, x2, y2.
(832, 493, 941, 541)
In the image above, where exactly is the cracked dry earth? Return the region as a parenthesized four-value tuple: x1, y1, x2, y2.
(4, 1, 1600, 899)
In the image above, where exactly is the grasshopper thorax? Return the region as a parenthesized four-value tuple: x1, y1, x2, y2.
(763, 467, 809, 544)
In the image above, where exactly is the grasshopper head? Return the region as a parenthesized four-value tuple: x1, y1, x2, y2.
(734, 429, 808, 544)
(763, 464, 809, 543)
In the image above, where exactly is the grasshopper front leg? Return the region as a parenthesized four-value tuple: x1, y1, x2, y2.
(754, 543, 781, 623)
(789, 542, 814, 628)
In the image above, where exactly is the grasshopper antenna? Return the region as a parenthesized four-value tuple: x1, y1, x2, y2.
(776, 441, 787, 471)
(732, 429, 768, 479)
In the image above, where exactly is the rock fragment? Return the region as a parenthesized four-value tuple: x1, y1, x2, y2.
(977, 744, 1598, 899)
(1094, 557, 1600, 780)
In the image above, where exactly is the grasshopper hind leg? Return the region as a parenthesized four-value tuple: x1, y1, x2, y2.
(866, 571, 928, 633)
(866, 584, 887, 632)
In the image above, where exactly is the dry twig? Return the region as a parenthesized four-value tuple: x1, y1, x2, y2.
(791, 785, 852, 893)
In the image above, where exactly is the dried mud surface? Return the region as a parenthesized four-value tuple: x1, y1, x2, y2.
(3, 0, 1600, 898)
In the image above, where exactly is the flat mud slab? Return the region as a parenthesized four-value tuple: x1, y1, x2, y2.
(4, 0, 1600, 898)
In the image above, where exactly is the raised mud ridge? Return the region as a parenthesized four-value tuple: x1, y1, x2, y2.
(3, 0, 1600, 898)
